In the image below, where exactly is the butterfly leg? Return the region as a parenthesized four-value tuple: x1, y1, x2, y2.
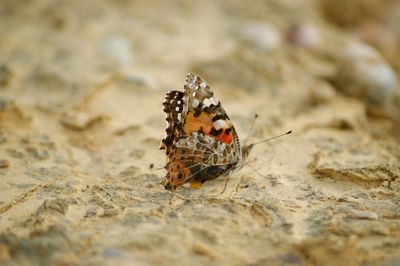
(221, 173, 230, 194)
(170, 189, 177, 205)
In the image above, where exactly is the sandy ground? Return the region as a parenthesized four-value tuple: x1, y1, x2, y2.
(0, 1, 400, 265)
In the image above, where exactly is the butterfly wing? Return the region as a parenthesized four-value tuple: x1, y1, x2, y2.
(181, 73, 242, 158)
(160, 90, 184, 155)
(161, 73, 243, 190)
(164, 133, 237, 190)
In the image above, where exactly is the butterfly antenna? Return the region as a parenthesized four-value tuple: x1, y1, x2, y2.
(250, 130, 292, 147)
(244, 114, 258, 145)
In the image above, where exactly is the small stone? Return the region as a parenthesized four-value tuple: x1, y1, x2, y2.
(239, 22, 281, 51)
(287, 23, 320, 48)
(349, 209, 378, 220)
(335, 42, 397, 108)
(0, 159, 9, 168)
(98, 36, 134, 66)
(191, 244, 213, 257)
(310, 81, 336, 104)
(37, 198, 70, 215)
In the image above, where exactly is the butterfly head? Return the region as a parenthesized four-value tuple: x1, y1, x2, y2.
(241, 144, 255, 161)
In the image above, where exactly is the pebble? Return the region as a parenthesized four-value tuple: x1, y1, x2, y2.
(0, 159, 10, 168)
(37, 198, 69, 215)
(98, 36, 134, 66)
(239, 22, 281, 51)
(335, 42, 397, 107)
(287, 23, 320, 48)
(310, 81, 336, 104)
(349, 209, 379, 220)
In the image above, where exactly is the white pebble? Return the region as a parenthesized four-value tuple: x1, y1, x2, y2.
(98, 36, 134, 66)
(349, 209, 378, 220)
(287, 23, 320, 48)
(239, 22, 281, 52)
(335, 42, 397, 107)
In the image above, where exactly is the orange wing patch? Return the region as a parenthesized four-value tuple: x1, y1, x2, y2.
(183, 112, 213, 136)
(183, 112, 233, 144)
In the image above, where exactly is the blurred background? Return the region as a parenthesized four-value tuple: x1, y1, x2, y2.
(0, 0, 399, 265)
(1, 0, 399, 133)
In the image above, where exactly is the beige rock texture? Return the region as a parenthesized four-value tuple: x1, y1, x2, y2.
(0, 1, 399, 265)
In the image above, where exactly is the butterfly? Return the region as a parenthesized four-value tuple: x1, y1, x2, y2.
(160, 73, 290, 192)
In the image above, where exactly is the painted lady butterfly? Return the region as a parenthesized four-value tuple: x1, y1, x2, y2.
(160, 73, 290, 191)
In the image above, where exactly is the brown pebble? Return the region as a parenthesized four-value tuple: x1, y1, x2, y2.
(0, 159, 10, 168)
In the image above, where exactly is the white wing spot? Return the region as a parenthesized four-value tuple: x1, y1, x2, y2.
(217, 143, 225, 153)
(210, 97, 217, 105)
(192, 99, 200, 108)
(200, 82, 206, 89)
(177, 100, 181, 104)
(192, 92, 196, 97)
(203, 98, 212, 108)
(213, 119, 228, 130)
